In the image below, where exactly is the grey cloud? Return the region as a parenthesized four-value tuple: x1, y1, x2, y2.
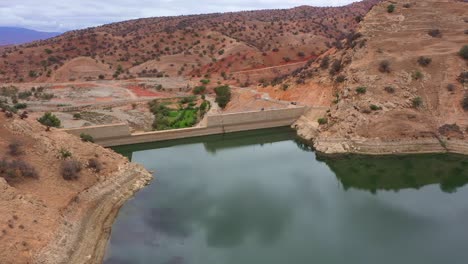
(0, 0, 358, 32)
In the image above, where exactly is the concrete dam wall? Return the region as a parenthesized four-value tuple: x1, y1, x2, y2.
(63, 107, 309, 147)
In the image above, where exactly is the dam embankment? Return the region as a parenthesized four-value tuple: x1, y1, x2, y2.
(63, 107, 326, 147)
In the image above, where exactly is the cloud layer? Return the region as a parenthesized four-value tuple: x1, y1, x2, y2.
(0, 0, 357, 32)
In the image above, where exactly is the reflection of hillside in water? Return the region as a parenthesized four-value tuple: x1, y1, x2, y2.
(317, 154, 468, 194)
(112, 127, 296, 159)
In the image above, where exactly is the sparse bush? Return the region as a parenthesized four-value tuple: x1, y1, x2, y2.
(0, 159, 38, 182)
(80, 133, 94, 143)
(214, 85, 232, 108)
(200, 79, 210, 85)
(61, 159, 82, 180)
(447, 84, 456, 92)
(403, 3, 411, 8)
(329, 60, 342, 75)
(459, 45, 468, 60)
(14, 103, 27, 109)
(336, 75, 346, 83)
(193, 86, 206, 95)
(320, 56, 330, 69)
(417, 56, 432, 66)
(379, 60, 391, 73)
(59, 148, 72, 159)
(384, 86, 395, 93)
(370, 104, 382, 111)
(428, 29, 442, 38)
(462, 95, 468, 111)
(87, 158, 102, 172)
(412, 97, 423, 108)
(37, 112, 61, 128)
(387, 4, 395, 13)
(8, 141, 23, 156)
(458, 71, 468, 84)
(412, 71, 423, 80)
(73, 113, 82, 119)
(318, 117, 328, 125)
(98, 74, 105, 80)
(356, 86, 367, 94)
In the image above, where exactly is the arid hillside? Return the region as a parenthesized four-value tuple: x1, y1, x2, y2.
(0, 1, 380, 83)
(0, 112, 152, 264)
(287, 0, 468, 154)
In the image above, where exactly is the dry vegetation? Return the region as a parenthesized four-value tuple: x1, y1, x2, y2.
(289, 0, 468, 151)
(0, 1, 379, 84)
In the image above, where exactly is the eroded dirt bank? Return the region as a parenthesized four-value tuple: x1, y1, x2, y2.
(0, 114, 152, 264)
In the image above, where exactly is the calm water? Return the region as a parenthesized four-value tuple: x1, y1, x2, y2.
(107, 128, 468, 264)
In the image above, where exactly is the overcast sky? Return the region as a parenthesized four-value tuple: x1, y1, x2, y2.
(0, 0, 358, 32)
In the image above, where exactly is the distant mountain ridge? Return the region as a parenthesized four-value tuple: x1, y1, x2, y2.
(0, 27, 61, 45)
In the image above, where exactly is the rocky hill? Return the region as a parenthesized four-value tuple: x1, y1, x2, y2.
(0, 112, 152, 263)
(290, 0, 468, 154)
(0, 1, 380, 83)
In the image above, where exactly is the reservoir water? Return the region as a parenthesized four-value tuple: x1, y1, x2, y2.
(106, 128, 468, 264)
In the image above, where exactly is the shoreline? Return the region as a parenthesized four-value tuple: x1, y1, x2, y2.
(34, 163, 153, 264)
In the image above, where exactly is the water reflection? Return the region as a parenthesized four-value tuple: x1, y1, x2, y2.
(318, 154, 468, 193)
(108, 129, 468, 264)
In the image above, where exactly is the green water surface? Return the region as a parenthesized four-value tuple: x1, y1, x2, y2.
(106, 128, 468, 264)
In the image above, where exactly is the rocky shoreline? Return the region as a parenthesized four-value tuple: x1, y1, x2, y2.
(33, 163, 153, 264)
(295, 120, 468, 156)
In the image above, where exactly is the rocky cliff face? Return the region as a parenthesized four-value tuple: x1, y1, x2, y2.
(293, 0, 468, 155)
(0, 113, 152, 264)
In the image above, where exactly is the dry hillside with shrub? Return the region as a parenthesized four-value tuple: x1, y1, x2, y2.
(0, 112, 152, 264)
(0, 1, 380, 83)
(284, 0, 468, 154)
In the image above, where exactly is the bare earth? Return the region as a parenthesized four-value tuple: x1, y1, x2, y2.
(0, 114, 152, 264)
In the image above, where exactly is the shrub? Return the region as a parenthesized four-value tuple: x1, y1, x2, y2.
(412, 71, 423, 80)
(336, 75, 346, 83)
(329, 60, 342, 75)
(318, 117, 328, 125)
(428, 29, 442, 38)
(458, 71, 468, 84)
(412, 97, 423, 108)
(447, 84, 456, 92)
(214, 85, 232, 108)
(200, 79, 210, 85)
(73, 113, 82, 119)
(59, 148, 72, 159)
(192, 86, 206, 94)
(61, 159, 82, 180)
(320, 56, 330, 69)
(387, 4, 395, 13)
(370, 104, 382, 111)
(403, 3, 411, 8)
(459, 45, 468, 60)
(384, 86, 395, 93)
(0, 159, 38, 182)
(37, 112, 61, 128)
(98, 74, 105, 80)
(462, 95, 468, 111)
(356, 86, 367, 94)
(87, 158, 102, 172)
(379, 60, 391, 73)
(80, 133, 94, 143)
(8, 141, 23, 156)
(417, 56, 432, 66)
